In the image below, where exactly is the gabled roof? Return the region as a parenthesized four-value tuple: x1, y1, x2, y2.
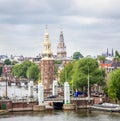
(111, 62, 120, 68)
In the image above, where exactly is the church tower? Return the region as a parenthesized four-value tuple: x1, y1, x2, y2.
(40, 26, 55, 90)
(57, 31, 67, 59)
(112, 48, 114, 57)
(107, 48, 109, 57)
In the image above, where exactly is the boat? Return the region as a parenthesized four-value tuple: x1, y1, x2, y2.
(0, 110, 9, 115)
(90, 103, 120, 112)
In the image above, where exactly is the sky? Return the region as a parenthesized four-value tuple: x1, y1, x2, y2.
(0, 0, 120, 57)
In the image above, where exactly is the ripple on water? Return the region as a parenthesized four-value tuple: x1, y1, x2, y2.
(0, 110, 120, 121)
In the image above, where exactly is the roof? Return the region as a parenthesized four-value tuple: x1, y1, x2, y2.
(111, 62, 120, 68)
(100, 63, 111, 68)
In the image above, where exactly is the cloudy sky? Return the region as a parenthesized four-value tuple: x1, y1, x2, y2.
(0, 0, 120, 57)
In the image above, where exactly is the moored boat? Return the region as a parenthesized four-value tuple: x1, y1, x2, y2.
(0, 110, 9, 115)
(90, 103, 120, 112)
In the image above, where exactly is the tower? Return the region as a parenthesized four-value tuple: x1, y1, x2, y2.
(107, 48, 109, 57)
(57, 31, 67, 59)
(112, 48, 114, 57)
(40, 26, 55, 90)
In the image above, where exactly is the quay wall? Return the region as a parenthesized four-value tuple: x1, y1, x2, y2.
(0, 100, 38, 111)
(0, 97, 110, 111)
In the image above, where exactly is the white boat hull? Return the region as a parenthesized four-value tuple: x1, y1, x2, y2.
(91, 103, 120, 112)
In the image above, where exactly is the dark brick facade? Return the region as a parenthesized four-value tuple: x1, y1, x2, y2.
(40, 59, 55, 90)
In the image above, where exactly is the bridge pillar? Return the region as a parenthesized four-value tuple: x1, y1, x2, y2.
(52, 80, 58, 96)
(28, 81, 33, 97)
(64, 82, 70, 104)
(38, 83, 44, 105)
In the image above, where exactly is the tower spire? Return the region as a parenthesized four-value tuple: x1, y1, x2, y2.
(43, 25, 53, 58)
(57, 30, 67, 59)
(107, 48, 109, 57)
(40, 26, 55, 90)
(112, 48, 114, 57)
(59, 30, 64, 42)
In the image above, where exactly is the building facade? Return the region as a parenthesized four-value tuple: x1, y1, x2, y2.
(40, 26, 55, 90)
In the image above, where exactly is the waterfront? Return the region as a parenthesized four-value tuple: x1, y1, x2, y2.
(0, 82, 120, 121)
(0, 82, 37, 98)
(0, 110, 120, 121)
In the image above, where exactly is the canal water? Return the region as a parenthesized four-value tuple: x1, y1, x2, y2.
(0, 110, 120, 121)
(0, 82, 120, 120)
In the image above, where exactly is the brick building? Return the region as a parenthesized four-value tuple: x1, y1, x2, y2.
(40, 26, 55, 90)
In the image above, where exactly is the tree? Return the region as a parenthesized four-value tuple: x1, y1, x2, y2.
(55, 60, 63, 64)
(4, 59, 11, 65)
(72, 58, 105, 90)
(115, 50, 120, 61)
(19, 60, 33, 78)
(59, 58, 105, 91)
(97, 55, 106, 63)
(11, 61, 18, 65)
(108, 69, 120, 101)
(26, 64, 40, 81)
(115, 50, 120, 58)
(12, 60, 35, 78)
(12, 60, 41, 82)
(60, 62, 73, 86)
(73, 52, 83, 60)
(12, 64, 23, 77)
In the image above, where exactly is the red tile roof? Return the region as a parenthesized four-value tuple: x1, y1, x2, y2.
(100, 63, 111, 68)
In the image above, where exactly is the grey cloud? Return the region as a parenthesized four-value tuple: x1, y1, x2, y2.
(0, 0, 120, 57)
(0, 0, 50, 14)
(0, 0, 120, 16)
(0, 14, 62, 24)
(0, 0, 120, 25)
(73, 0, 120, 18)
(0, 0, 72, 16)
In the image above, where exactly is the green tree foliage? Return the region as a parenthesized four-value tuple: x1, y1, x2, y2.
(108, 69, 120, 101)
(4, 59, 11, 65)
(97, 55, 106, 63)
(60, 62, 73, 86)
(12, 64, 22, 77)
(21, 60, 34, 78)
(72, 58, 105, 90)
(12, 60, 40, 81)
(13, 61, 32, 78)
(73, 51, 83, 60)
(115, 50, 120, 58)
(115, 50, 120, 61)
(55, 60, 63, 64)
(86, 55, 92, 58)
(26, 64, 40, 81)
(59, 58, 105, 90)
(11, 61, 18, 65)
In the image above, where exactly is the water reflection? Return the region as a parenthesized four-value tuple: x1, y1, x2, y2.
(0, 110, 120, 121)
